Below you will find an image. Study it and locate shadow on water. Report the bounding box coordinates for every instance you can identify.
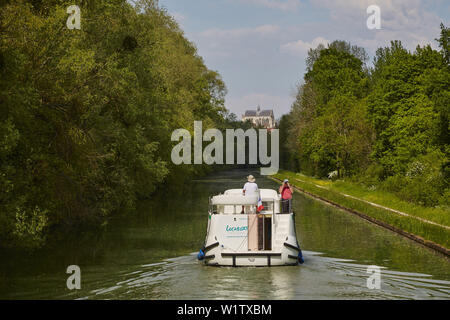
[0,169,449,299]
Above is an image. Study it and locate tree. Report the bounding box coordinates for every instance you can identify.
[0,0,229,248]
[285,43,372,177]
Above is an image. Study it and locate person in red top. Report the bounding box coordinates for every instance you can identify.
[279,179,294,213]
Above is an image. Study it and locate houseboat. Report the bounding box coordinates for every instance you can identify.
[197,189,304,267]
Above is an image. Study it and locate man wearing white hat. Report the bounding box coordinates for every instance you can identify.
[243,175,260,250]
[243,175,258,195]
[241,175,259,214]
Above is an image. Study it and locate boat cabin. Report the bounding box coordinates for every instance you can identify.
[208,189,290,252]
[200,188,302,266]
[209,189,282,215]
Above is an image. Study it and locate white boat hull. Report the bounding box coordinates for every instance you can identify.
[203,246,300,267]
[201,211,302,267]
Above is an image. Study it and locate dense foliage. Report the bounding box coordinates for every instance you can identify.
[0,0,234,248]
[281,25,449,208]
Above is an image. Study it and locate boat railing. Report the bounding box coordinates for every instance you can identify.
[209,197,280,216]
[280,198,293,214]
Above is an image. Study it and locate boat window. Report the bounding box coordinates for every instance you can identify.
[242,205,256,214]
[213,205,228,214]
[224,205,235,214]
[261,201,274,212]
[211,204,258,214]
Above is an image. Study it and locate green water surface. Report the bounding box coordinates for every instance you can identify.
[0,169,449,299]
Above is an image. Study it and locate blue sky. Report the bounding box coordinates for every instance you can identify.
[158,0,449,118]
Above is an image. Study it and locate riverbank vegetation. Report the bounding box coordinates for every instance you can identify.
[272,170,449,250]
[279,25,449,210]
[0,0,246,249]
[278,25,449,250]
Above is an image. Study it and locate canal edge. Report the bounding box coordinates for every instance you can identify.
[268,176,450,258]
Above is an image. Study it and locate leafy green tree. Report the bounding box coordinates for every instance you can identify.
[0,0,228,248]
[285,43,372,177]
[280,28,448,206]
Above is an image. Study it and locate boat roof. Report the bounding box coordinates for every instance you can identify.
[224,189,278,199]
[211,194,258,205]
[211,189,279,205]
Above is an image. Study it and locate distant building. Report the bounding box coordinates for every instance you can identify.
[242,106,275,129]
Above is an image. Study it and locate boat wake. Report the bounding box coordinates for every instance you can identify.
[75,251,450,300]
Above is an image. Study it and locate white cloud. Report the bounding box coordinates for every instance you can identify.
[280,36,330,57]
[309,0,443,51]
[180,0,446,118]
[200,25,281,39]
[232,0,302,11]
[196,25,282,60]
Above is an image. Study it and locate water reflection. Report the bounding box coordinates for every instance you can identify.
[0,169,449,299]
[75,251,450,300]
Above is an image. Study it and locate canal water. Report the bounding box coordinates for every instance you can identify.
[0,169,449,299]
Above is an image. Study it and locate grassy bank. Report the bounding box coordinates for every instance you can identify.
[272,170,450,253]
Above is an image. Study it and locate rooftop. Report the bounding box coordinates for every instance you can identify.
[243,106,274,118]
